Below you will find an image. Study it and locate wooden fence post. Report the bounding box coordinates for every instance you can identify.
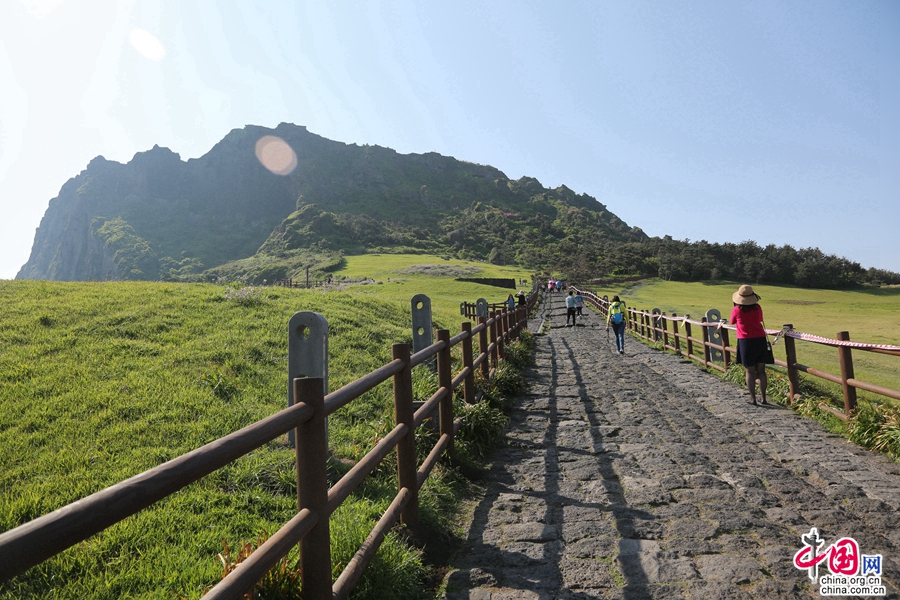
[294,377,331,600]
[661,314,669,349]
[461,322,475,404]
[478,317,490,378]
[701,317,711,367]
[837,331,858,417]
[497,310,506,359]
[436,330,455,459]
[671,313,681,355]
[391,343,419,526]
[684,317,693,359]
[490,312,499,368]
[783,324,800,404]
[720,327,731,370]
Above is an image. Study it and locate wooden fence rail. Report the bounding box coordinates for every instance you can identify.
[0,290,540,599]
[572,286,900,422]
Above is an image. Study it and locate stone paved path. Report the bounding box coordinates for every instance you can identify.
[442,293,900,599]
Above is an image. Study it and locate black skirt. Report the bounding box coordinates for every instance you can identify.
[736,336,768,367]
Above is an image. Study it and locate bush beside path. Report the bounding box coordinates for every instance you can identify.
[442,292,900,599]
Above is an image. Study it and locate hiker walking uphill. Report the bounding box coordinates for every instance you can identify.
[565,291,577,327]
[573,290,584,319]
[606,295,626,354]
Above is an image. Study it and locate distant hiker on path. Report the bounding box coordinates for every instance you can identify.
[606,295,627,354]
[573,290,584,318]
[730,284,769,405]
[565,291,577,327]
[516,290,526,306]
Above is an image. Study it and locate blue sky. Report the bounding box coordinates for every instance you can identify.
[1,0,898,279]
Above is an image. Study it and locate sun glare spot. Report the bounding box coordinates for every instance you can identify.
[255,136,298,176]
[129,28,166,61]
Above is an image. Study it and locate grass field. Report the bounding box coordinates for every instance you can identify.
[0,259,532,600]
[333,253,532,324]
[584,279,900,401]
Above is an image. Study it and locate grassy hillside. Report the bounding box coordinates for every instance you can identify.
[332,253,532,318]
[583,279,900,399]
[0,264,529,599]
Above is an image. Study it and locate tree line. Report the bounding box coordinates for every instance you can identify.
[589,238,900,288]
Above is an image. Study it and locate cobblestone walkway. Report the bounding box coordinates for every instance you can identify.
[442,294,900,599]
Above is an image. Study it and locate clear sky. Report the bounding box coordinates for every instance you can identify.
[2,0,898,280]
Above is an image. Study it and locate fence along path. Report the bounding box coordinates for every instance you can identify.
[443,291,900,599]
[572,286,900,421]
[0,293,538,599]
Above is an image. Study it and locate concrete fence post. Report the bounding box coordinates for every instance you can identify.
[288,312,329,447]
[705,309,724,363]
[411,294,434,370]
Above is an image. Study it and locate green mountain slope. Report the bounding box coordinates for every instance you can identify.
[17,123,646,283]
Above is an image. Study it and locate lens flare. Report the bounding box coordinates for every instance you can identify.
[128,28,166,61]
[254,135,298,176]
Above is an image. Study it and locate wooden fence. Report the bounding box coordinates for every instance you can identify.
[0,293,538,599]
[273,277,331,289]
[573,287,900,421]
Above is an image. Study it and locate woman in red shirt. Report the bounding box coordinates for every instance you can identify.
[730,284,768,405]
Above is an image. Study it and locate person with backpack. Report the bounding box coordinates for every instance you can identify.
[606,295,627,354]
[729,284,769,406]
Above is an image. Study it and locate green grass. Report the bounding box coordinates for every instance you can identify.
[0,268,532,600]
[333,253,532,322]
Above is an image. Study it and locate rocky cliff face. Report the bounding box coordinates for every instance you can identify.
[17,125,314,281]
[17,123,646,282]
[17,158,121,281]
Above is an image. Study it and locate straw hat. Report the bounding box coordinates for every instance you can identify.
[732,284,760,305]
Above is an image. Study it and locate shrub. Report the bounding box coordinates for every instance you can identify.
[848,402,900,460]
[455,399,507,457]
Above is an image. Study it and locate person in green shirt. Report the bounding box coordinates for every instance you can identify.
[606,296,627,354]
